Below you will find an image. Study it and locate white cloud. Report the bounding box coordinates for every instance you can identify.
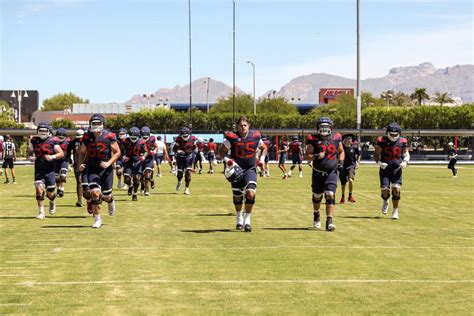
[243,21,473,95]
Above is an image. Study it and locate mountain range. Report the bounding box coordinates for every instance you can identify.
[126,62,474,104]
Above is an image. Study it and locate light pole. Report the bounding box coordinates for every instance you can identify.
[10,90,28,123]
[204,77,210,113]
[381,92,393,109]
[143,93,154,107]
[246,61,256,115]
[188,0,193,129]
[356,0,361,133]
[232,0,236,129]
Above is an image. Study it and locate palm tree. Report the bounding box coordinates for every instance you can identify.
[410,88,430,106]
[380,90,394,108]
[432,92,454,106]
[391,92,410,107]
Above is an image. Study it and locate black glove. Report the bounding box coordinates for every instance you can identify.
[336,161,343,172]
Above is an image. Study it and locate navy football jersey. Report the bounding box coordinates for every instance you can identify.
[376,136,408,169]
[343,144,361,168]
[66,138,82,166]
[306,133,342,172]
[82,131,117,169]
[144,136,157,158]
[173,136,197,156]
[447,148,457,159]
[224,130,263,170]
[30,136,58,171]
[123,138,147,162]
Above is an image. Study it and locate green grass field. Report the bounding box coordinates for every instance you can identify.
[0,164,473,314]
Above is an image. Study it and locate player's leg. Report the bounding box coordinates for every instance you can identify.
[324,171,338,231]
[311,171,324,229]
[3,160,9,183]
[183,155,193,194]
[348,168,356,202]
[101,168,116,216]
[298,161,303,178]
[82,173,93,214]
[116,161,123,189]
[45,172,57,215]
[132,164,141,201]
[123,164,133,196]
[242,169,258,232]
[57,161,68,197]
[34,178,47,219]
[89,183,103,228]
[379,169,390,215]
[232,186,244,230]
[144,167,152,195]
[339,170,347,204]
[176,157,185,192]
[74,169,83,207]
[10,162,16,184]
[390,169,403,220]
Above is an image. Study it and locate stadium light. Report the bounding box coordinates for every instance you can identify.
[10,89,28,124]
[247,61,256,115]
[356,0,361,133]
[204,77,211,113]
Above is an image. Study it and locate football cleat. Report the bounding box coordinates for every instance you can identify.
[132,194,138,201]
[282,174,288,180]
[326,223,336,232]
[151,180,155,189]
[381,201,389,214]
[299,173,303,178]
[349,196,356,203]
[108,200,116,216]
[184,188,190,195]
[313,221,321,229]
[236,224,243,230]
[392,209,399,220]
[123,184,128,190]
[144,191,150,196]
[92,219,102,228]
[57,189,64,198]
[244,224,252,232]
[313,212,321,229]
[117,180,122,189]
[4,179,10,184]
[75,201,82,207]
[288,170,292,177]
[340,197,346,204]
[36,212,45,220]
[127,186,133,196]
[49,200,56,215]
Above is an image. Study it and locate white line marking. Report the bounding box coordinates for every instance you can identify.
[4,279,473,286]
[0,303,30,307]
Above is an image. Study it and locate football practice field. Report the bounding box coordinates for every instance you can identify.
[0,164,473,314]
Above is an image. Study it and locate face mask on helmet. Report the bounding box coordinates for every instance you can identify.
[130,135,139,143]
[387,131,400,142]
[90,120,104,132]
[76,130,84,139]
[318,123,332,137]
[181,134,190,141]
[37,128,51,140]
[142,135,150,141]
[58,135,66,141]
[119,133,126,140]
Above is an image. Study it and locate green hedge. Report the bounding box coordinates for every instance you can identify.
[105,105,474,132]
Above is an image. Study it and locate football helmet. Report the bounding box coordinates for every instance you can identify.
[129,127,140,143]
[448,142,454,147]
[292,135,299,141]
[118,128,127,140]
[316,117,333,137]
[386,122,401,142]
[37,122,53,140]
[224,164,245,184]
[180,126,191,141]
[89,114,105,132]
[209,138,214,142]
[140,126,151,141]
[56,128,67,141]
[75,129,84,139]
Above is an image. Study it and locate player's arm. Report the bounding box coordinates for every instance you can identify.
[13,143,17,161]
[304,144,314,161]
[401,146,410,168]
[77,143,88,171]
[337,142,345,163]
[256,140,267,166]
[66,140,74,164]
[46,144,64,161]
[218,142,229,160]
[374,144,388,169]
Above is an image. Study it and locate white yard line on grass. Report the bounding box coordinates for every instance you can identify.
[2,279,473,286]
[0,303,30,307]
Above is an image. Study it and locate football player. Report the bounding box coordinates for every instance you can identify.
[206,138,217,174]
[77,114,121,228]
[66,128,84,207]
[122,127,147,201]
[278,136,289,179]
[374,122,410,220]
[193,138,206,174]
[54,128,70,197]
[261,136,271,177]
[173,127,197,195]
[219,116,267,232]
[305,117,344,231]
[155,136,168,177]
[115,128,127,189]
[140,126,157,195]
[288,135,304,178]
[29,123,64,219]
[447,142,458,177]
[2,135,17,184]
[339,134,361,204]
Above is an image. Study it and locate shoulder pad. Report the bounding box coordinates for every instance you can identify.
[150,136,156,142]
[225,132,238,140]
[306,135,313,141]
[399,137,408,144]
[376,136,385,144]
[333,133,342,141]
[191,136,198,142]
[252,130,261,138]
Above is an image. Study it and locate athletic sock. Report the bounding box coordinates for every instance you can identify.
[313,210,320,222]
[244,213,251,226]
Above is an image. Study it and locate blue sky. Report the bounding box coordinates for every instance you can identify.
[1,0,472,104]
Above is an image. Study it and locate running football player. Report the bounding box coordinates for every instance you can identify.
[339,134,361,204]
[122,127,147,201]
[66,128,84,207]
[54,128,70,197]
[288,135,304,178]
[447,142,458,177]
